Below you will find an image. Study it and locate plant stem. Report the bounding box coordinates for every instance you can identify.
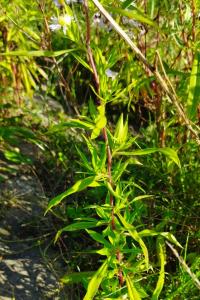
[83,0,122,283]
[91,0,200,145]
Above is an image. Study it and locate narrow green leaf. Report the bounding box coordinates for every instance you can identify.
[126,275,142,300]
[138,229,159,237]
[114,114,124,142]
[158,148,181,168]
[107,6,157,27]
[83,259,109,300]
[55,220,106,242]
[152,237,166,300]
[117,213,149,269]
[86,230,111,248]
[50,119,94,131]
[72,53,93,72]
[46,176,96,213]
[76,146,93,171]
[97,142,107,171]
[115,147,181,168]
[129,194,153,204]
[0,48,78,57]
[161,232,182,248]
[82,136,99,171]
[122,0,135,9]
[187,51,200,120]
[21,63,31,94]
[89,98,98,120]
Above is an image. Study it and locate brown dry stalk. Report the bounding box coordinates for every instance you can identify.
[91,0,200,145]
[166,241,200,290]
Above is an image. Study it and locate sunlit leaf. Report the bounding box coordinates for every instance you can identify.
[72,53,93,72]
[161,232,182,248]
[46,176,96,212]
[117,213,149,269]
[187,51,200,121]
[152,237,166,300]
[126,275,142,300]
[83,259,109,300]
[50,119,94,131]
[55,220,106,241]
[0,48,78,57]
[115,147,181,168]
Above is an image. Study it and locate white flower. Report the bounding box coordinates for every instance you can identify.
[49,17,62,31]
[49,14,73,34]
[105,69,118,80]
[93,12,112,31]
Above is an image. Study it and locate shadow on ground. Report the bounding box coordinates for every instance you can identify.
[0,174,69,300]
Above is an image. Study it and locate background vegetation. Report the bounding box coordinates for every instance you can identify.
[0,0,200,299]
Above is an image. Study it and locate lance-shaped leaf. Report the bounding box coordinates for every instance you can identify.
[114,114,128,144]
[187,51,200,121]
[114,147,181,168]
[0,48,78,57]
[91,104,107,140]
[55,220,106,242]
[138,230,182,248]
[46,176,97,213]
[117,213,149,269]
[83,259,109,300]
[126,275,142,300]
[50,119,94,132]
[86,229,111,248]
[152,237,166,300]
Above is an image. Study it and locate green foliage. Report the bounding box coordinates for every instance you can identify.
[1,0,200,299]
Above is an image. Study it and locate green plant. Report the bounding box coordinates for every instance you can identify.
[44,2,186,298]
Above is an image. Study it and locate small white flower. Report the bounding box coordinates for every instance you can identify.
[49,17,62,31]
[93,12,112,31]
[49,14,73,34]
[105,69,118,80]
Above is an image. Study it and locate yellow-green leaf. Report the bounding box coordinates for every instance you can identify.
[187,51,200,121]
[126,275,142,300]
[45,176,96,213]
[117,213,149,269]
[83,259,108,300]
[152,237,166,300]
[114,147,181,168]
[0,49,78,57]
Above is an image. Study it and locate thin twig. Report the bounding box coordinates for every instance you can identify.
[166,241,200,290]
[91,0,200,145]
